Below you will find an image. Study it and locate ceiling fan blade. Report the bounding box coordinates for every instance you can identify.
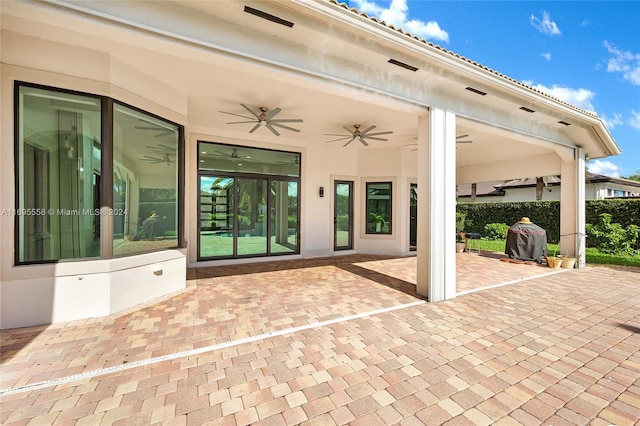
[266,123,280,136]
[270,122,300,133]
[364,131,393,137]
[248,123,261,133]
[342,126,357,136]
[326,136,353,143]
[264,107,281,121]
[226,120,259,124]
[219,111,255,120]
[362,136,389,141]
[456,134,469,139]
[342,137,356,147]
[456,140,473,144]
[241,104,261,120]
[269,118,304,123]
[359,125,376,135]
[359,137,369,147]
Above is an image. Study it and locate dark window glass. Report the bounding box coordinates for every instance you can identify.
[366,182,392,234]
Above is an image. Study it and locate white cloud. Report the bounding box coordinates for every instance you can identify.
[604,41,640,86]
[600,112,623,130]
[351,0,449,43]
[587,159,621,178]
[529,82,595,112]
[530,11,561,35]
[540,52,552,61]
[630,110,640,130]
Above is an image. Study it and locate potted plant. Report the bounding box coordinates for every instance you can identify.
[455,212,467,253]
[370,212,386,232]
[456,232,466,253]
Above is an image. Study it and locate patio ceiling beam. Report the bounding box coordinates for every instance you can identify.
[457,153,561,184]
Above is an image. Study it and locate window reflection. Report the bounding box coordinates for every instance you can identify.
[112,104,179,256]
[17,86,102,262]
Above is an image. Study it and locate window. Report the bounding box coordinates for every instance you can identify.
[112,104,180,256]
[15,82,183,263]
[366,182,392,234]
[198,142,300,259]
[17,86,102,262]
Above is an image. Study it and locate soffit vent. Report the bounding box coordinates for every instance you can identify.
[558,120,571,126]
[243,6,294,28]
[388,59,419,72]
[465,86,487,96]
[519,106,535,113]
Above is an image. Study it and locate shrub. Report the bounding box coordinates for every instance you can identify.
[484,223,510,241]
[456,212,466,232]
[585,213,639,255]
[336,214,349,231]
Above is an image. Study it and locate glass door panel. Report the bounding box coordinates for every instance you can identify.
[334,181,353,250]
[236,178,267,256]
[271,180,298,254]
[199,176,234,258]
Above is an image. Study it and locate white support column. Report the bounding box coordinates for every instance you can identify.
[416,107,457,301]
[560,148,586,268]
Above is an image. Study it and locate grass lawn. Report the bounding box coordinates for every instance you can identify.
[478,239,640,268]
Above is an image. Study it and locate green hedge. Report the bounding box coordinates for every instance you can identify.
[457,199,640,247]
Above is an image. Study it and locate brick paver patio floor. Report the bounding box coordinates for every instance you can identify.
[1,253,639,425]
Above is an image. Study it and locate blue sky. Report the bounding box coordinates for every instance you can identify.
[351,0,640,178]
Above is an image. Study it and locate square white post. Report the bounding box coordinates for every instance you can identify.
[560,147,586,268]
[416,107,457,301]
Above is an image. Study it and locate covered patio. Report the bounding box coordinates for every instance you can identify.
[1,0,620,328]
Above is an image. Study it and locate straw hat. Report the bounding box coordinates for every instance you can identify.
[520,217,531,223]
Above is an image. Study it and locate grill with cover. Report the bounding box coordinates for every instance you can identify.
[505,218,548,262]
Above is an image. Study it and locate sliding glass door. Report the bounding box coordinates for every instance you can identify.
[236,177,268,256]
[198,142,300,260]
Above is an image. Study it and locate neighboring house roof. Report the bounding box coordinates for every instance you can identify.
[458,173,640,199]
[585,172,640,188]
[457,182,505,198]
[330,0,598,118]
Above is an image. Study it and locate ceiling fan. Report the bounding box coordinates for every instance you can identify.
[455,134,473,144]
[146,144,175,154]
[214,147,241,159]
[325,124,393,147]
[141,153,173,166]
[220,104,303,136]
